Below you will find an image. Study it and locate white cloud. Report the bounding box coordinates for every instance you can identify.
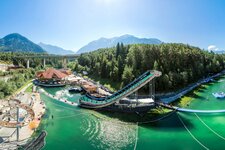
[208,45,219,51]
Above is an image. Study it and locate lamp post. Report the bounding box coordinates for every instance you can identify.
[26,59,30,68]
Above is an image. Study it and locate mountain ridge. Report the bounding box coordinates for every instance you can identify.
[38,42,75,55]
[76,34,162,54]
[210,50,225,54]
[0,33,45,53]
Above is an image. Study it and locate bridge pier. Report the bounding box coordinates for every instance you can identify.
[62,58,67,68]
[26,59,30,68]
[43,58,46,68]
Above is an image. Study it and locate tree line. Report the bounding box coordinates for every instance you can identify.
[0,52,66,69]
[74,43,225,92]
[1,44,224,94]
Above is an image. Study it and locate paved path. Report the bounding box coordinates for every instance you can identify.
[176,107,225,113]
[157,102,225,113]
[160,70,225,104]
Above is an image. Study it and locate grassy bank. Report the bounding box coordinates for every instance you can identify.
[172,84,209,107]
[25,84,33,93]
[15,79,33,93]
[90,107,173,123]
[0,60,12,64]
[86,74,121,91]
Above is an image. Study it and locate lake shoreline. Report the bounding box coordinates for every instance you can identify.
[159,70,225,104]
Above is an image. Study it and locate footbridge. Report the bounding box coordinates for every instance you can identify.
[79,70,162,108]
[156,102,225,113]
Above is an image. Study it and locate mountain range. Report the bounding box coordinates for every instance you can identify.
[0,33,75,55]
[76,34,162,54]
[0,33,162,54]
[0,33,45,53]
[2,33,223,55]
[212,50,225,54]
[38,42,74,55]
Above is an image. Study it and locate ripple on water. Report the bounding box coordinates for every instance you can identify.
[218,79,224,82]
[89,119,100,140]
[81,115,136,150]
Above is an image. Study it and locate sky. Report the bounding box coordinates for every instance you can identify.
[0,0,225,52]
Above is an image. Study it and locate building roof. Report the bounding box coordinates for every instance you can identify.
[37,68,68,79]
[82,84,97,91]
[58,69,72,75]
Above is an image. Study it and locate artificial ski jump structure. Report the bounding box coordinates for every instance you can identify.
[79,70,162,109]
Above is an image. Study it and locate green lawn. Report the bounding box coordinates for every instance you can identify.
[0,61,12,64]
[25,84,33,93]
[15,80,33,94]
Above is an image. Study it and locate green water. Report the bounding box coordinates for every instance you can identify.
[38,76,225,150]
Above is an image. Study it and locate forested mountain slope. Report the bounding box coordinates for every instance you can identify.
[75,43,225,92]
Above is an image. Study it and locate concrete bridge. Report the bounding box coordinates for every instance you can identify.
[15,54,79,68]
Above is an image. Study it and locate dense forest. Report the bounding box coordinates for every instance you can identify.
[74,43,225,92]
[0,69,35,99]
[1,43,225,95]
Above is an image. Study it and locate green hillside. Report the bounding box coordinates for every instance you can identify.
[0,33,45,53]
[74,43,225,92]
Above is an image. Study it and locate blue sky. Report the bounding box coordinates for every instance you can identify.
[0,0,225,52]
